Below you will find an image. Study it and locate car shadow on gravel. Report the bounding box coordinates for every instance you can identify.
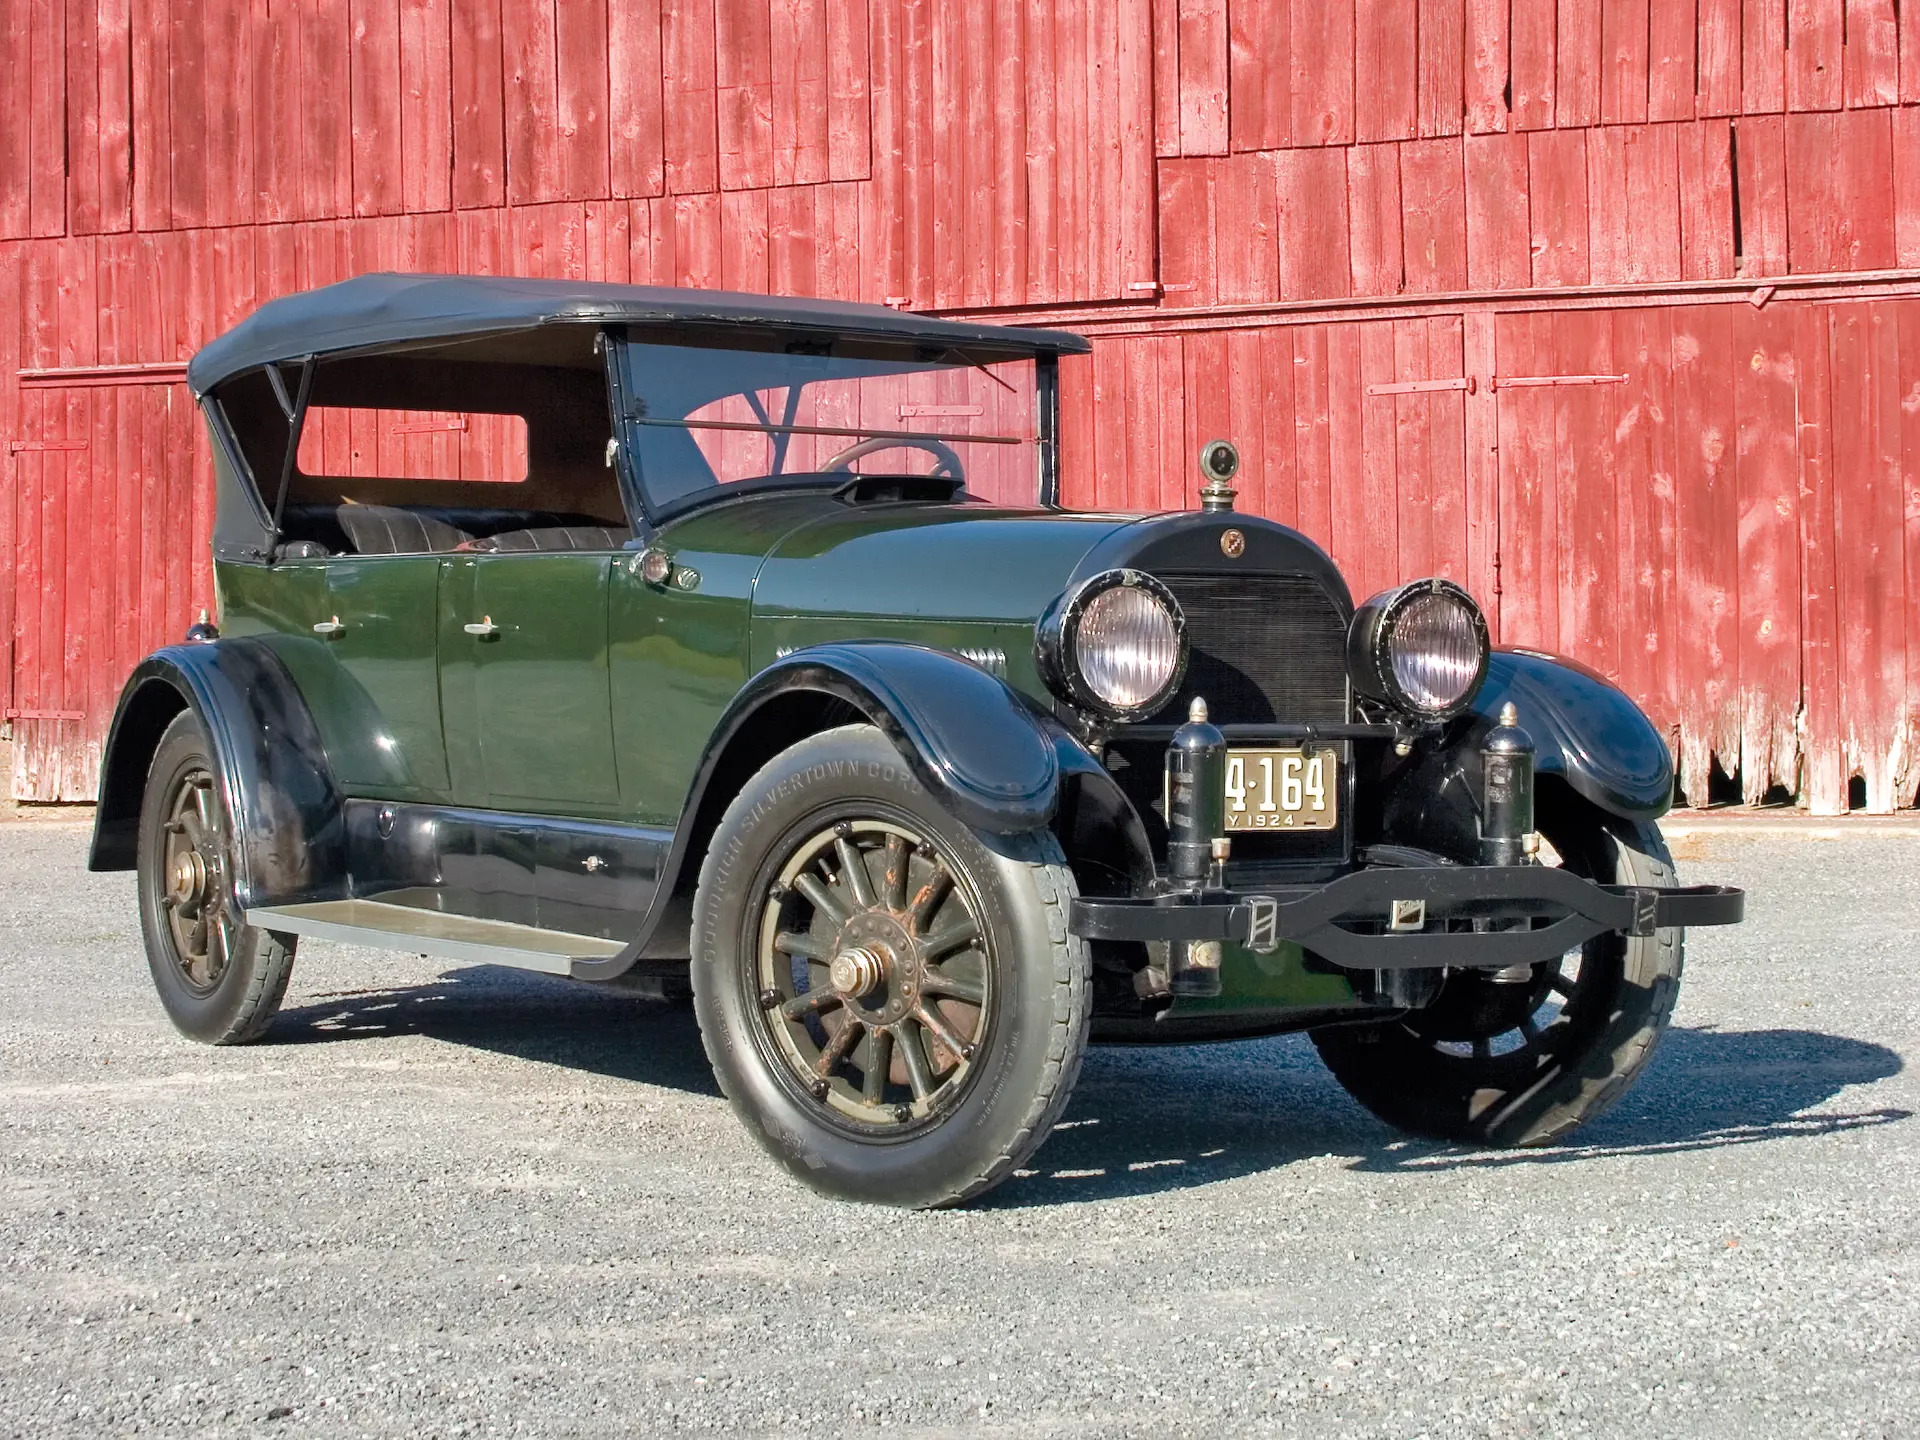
[983,1024,1910,1207]
[269,967,722,1096]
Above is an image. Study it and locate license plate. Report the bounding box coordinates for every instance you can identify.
[1224,747,1338,831]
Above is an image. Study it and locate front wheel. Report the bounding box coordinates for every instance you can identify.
[135,711,297,1045]
[690,725,1090,1207]
[1312,800,1684,1147]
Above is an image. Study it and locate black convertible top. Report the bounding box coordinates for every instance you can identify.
[187,273,1093,394]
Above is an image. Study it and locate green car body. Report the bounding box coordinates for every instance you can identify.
[89,276,1742,1206]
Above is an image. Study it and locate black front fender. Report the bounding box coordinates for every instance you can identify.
[1380,648,1674,857]
[717,642,1063,835]
[88,640,346,911]
[1474,649,1674,820]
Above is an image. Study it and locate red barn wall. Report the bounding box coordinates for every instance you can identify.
[4,1,1919,812]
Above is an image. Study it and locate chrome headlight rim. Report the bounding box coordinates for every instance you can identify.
[1036,568,1189,720]
[1348,578,1490,721]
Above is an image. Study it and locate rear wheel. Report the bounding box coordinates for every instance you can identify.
[691,725,1090,1207]
[135,712,296,1045]
[1312,800,1683,1146]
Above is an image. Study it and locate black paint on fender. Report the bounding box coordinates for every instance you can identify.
[1474,650,1675,820]
[570,641,1082,981]
[88,639,347,910]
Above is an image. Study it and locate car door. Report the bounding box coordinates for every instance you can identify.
[440,550,622,816]
[313,554,451,796]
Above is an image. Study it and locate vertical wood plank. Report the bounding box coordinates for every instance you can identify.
[1494,311,1559,650]
[352,0,404,214]
[1461,310,1500,620]
[1554,0,1600,127]
[663,0,718,193]
[609,0,665,197]
[130,0,171,229]
[1697,0,1743,114]
[990,0,1026,305]
[1795,302,1845,811]
[1464,130,1530,287]
[1740,0,1783,112]
[1416,0,1463,138]
[1228,0,1290,151]
[1894,107,1920,266]
[1152,0,1178,156]
[1829,303,1907,809]
[772,0,829,184]
[1345,144,1403,296]
[1274,146,1350,298]
[1508,0,1555,129]
[166,0,205,227]
[1900,303,1920,803]
[1677,117,1735,279]
[1670,304,1740,800]
[1611,308,1678,740]
[1526,128,1589,286]
[1400,138,1467,291]
[1785,109,1895,272]
[1463,0,1509,133]
[401,0,453,212]
[1355,0,1417,143]
[1215,152,1278,302]
[29,0,66,235]
[1786,0,1843,111]
[1177,0,1228,154]
[824,0,869,180]
[65,0,103,235]
[1844,0,1899,105]
[1599,0,1648,124]
[1553,309,1619,677]
[554,0,610,200]
[1289,0,1352,146]
[1731,303,1802,799]
[716,0,774,189]
[1021,0,1056,301]
[1646,0,1696,120]
[1733,114,1787,276]
[0,0,30,236]
[1904,0,1920,101]
[452,0,506,207]
[1291,325,1333,547]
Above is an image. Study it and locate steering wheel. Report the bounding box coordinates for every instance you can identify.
[821,434,965,481]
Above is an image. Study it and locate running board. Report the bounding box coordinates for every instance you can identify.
[243,899,625,976]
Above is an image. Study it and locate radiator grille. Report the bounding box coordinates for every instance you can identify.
[1149,571,1350,725]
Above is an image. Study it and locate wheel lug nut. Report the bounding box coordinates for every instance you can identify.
[758,988,781,1010]
[809,1078,830,1100]
[893,1105,912,1123]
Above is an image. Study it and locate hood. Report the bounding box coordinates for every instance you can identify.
[751,501,1143,624]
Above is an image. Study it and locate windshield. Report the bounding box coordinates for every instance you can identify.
[612,339,1045,519]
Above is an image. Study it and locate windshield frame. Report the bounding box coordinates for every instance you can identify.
[604,327,1061,527]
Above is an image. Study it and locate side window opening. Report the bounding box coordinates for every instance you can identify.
[215,334,629,558]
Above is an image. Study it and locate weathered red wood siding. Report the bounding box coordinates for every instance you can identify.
[5,1,1920,812]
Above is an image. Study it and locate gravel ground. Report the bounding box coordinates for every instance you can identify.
[0,819,1914,1438]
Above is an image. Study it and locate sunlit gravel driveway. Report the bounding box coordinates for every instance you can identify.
[0,817,1914,1437]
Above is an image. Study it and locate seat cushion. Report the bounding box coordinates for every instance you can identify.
[335,504,473,555]
[461,525,632,553]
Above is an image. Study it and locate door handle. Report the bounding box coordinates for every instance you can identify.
[313,616,344,637]
[463,616,500,638]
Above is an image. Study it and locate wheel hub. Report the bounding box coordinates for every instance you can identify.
[169,848,209,911]
[829,945,889,1000]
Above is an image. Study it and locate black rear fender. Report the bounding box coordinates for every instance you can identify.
[88,641,346,910]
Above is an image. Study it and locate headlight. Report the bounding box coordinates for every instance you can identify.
[1348,579,1489,719]
[1036,570,1187,719]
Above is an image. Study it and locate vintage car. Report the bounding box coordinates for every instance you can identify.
[89,275,1743,1207]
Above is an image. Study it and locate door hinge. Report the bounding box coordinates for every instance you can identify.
[5,707,84,720]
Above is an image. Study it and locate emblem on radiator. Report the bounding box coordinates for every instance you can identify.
[1220,528,1245,558]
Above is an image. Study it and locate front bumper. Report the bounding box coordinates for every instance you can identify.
[1068,864,1745,971]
